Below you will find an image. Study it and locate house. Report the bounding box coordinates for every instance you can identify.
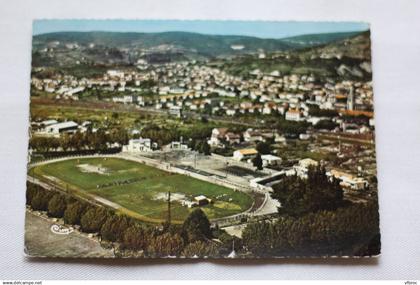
[182,200,198,208]
[41,119,58,127]
[45,121,79,135]
[168,106,182,118]
[112,95,138,104]
[170,141,189,150]
[286,109,301,121]
[294,158,319,178]
[299,133,311,140]
[123,138,153,152]
[107,70,125,78]
[233,148,258,161]
[226,109,236,116]
[327,169,368,190]
[194,195,211,206]
[261,154,282,167]
[274,134,287,144]
[225,132,241,145]
[285,109,301,121]
[208,128,228,146]
[243,129,263,142]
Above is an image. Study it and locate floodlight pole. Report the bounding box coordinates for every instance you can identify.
[167,191,171,225]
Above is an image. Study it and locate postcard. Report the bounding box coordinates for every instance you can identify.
[25,20,380,258]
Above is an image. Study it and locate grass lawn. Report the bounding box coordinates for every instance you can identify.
[32,157,253,223]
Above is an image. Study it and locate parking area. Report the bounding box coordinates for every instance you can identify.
[25,210,114,258]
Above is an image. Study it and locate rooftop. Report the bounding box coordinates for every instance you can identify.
[237,148,258,155]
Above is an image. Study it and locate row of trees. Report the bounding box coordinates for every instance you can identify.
[26,182,229,257]
[29,128,128,153]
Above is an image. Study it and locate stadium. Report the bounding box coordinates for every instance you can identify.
[29,156,254,224]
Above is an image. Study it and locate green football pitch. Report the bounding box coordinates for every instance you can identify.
[31,157,253,223]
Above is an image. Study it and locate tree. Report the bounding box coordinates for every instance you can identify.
[80,207,108,233]
[256,141,271,155]
[60,133,73,151]
[200,141,211,155]
[101,215,131,242]
[121,224,148,250]
[26,182,39,206]
[182,209,212,243]
[47,193,67,218]
[252,153,263,170]
[70,131,85,151]
[314,120,337,130]
[30,191,53,211]
[271,166,343,217]
[242,221,273,256]
[147,233,184,257]
[63,201,86,225]
[217,231,243,255]
[182,241,219,258]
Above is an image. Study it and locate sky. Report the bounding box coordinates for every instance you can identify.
[33,20,369,39]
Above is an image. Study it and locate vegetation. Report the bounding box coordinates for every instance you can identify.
[47,194,67,217]
[271,166,344,217]
[80,207,109,233]
[182,241,220,258]
[29,129,128,153]
[182,209,212,243]
[252,153,263,170]
[242,166,380,257]
[256,141,271,155]
[242,202,380,257]
[63,201,86,225]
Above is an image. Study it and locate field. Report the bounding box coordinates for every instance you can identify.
[32,157,253,223]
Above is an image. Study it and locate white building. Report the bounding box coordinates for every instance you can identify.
[285,109,302,121]
[294,158,319,178]
[45,121,79,135]
[41,119,58,127]
[243,129,263,142]
[170,141,189,150]
[194,195,211,206]
[261,154,282,167]
[233,148,258,161]
[168,106,182,118]
[208,128,228,146]
[123,138,153,152]
[112,95,138,104]
[107,70,125,78]
[327,169,368,190]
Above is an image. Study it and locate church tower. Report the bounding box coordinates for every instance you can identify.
[347,86,354,111]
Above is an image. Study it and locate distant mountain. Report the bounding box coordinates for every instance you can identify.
[220,31,372,80]
[301,31,372,60]
[280,31,364,47]
[31,30,367,67]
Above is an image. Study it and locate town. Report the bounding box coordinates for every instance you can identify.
[30,59,377,194]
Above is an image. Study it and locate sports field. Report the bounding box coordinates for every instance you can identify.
[31,157,253,223]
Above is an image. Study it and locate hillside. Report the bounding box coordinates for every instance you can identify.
[281,31,363,48]
[219,31,372,80]
[31,30,367,70]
